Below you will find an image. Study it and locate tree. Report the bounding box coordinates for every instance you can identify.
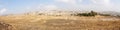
[76,11,98,17]
[88,11,97,16]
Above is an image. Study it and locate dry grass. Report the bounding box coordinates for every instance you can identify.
[0,15,120,30]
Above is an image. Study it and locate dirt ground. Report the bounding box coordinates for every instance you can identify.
[0,15,120,30]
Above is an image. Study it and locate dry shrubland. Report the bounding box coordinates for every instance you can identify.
[0,11,120,30]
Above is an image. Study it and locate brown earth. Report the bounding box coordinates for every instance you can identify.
[0,21,13,30]
[0,15,120,30]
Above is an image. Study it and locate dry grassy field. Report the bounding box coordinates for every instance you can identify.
[0,15,120,30]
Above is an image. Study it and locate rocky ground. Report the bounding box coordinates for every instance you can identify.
[0,21,13,30]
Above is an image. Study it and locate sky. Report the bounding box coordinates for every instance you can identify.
[0,0,120,15]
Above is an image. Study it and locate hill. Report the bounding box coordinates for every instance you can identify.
[0,11,120,30]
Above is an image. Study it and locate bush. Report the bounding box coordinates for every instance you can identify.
[76,13,89,16]
[117,15,120,17]
[76,11,97,17]
[99,14,111,16]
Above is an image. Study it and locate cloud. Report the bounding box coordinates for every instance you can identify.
[54,0,112,7]
[55,0,76,4]
[0,8,7,14]
[91,0,111,6]
[43,5,58,10]
[78,0,83,3]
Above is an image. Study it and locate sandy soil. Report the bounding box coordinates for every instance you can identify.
[0,15,120,30]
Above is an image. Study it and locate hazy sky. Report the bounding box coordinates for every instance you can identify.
[0,0,120,15]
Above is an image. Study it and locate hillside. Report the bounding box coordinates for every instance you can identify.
[0,13,120,30]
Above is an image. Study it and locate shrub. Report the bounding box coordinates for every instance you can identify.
[117,15,120,17]
[99,14,111,16]
[76,11,97,17]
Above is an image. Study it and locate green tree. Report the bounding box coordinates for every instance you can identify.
[76,11,97,17]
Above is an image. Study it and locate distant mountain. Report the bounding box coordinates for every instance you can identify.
[99,11,120,16]
[3,10,120,17]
